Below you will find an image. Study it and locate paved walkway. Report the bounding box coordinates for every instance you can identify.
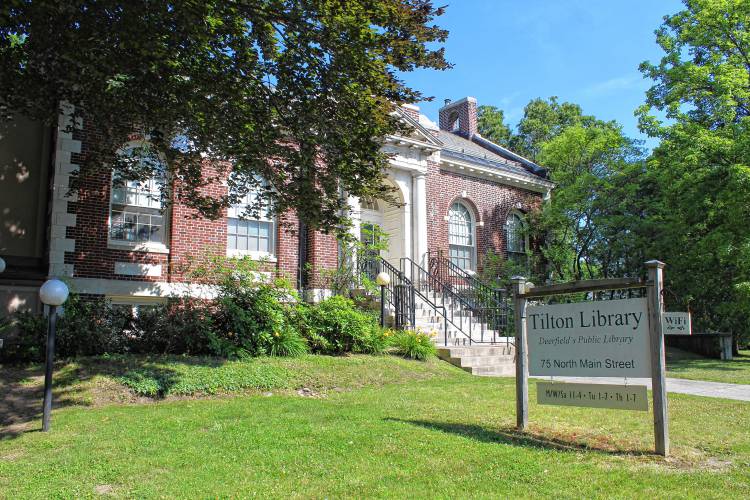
[531,376,750,402]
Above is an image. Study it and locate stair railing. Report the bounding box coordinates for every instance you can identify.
[413,252,513,346]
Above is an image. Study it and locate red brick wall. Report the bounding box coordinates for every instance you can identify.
[425,160,543,268]
[67,126,300,285]
[306,230,339,288]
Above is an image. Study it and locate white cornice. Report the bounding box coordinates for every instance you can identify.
[384,135,441,153]
[440,157,554,194]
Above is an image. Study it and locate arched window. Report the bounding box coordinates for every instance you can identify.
[109,144,168,250]
[448,202,475,271]
[506,212,526,254]
[227,176,275,258]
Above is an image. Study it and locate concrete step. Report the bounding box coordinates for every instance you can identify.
[471,365,516,377]
[447,355,515,368]
[435,345,515,378]
[437,345,514,357]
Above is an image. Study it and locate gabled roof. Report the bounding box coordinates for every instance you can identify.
[394,108,443,148]
[436,130,548,181]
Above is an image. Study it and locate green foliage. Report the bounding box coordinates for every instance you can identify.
[387,329,437,360]
[479,250,535,287]
[477,105,512,146]
[267,328,309,358]
[635,0,750,343]
[210,283,298,359]
[0,311,46,363]
[536,120,647,282]
[299,296,383,355]
[324,224,390,297]
[56,294,133,357]
[130,298,214,355]
[0,1,449,232]
[510,97,586,161]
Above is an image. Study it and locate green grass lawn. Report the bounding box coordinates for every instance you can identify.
[666,348,750,385]
[1,354,749,498]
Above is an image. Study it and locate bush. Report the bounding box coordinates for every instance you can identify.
[130,298,214,355]
[0,311,47,363]
[299,296,384,355]
[56,294,132,356]
[209,283,301,359]
[388,329,437,360]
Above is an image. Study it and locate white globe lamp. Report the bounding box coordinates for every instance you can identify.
[375,272,391,287]
[39,279,70,306]
[375,272,391,328]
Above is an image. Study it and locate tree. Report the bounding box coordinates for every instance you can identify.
[534,120,647,282]
[0,0,449,230]
[510,97,585,161]
[637,0,750,343]
[477,105,511,146]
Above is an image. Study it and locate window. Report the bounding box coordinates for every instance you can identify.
[227,177,275,258]
[109,145,167,250]
[448,202,475,271]
[506,212,526,254]
[360,197,380,212]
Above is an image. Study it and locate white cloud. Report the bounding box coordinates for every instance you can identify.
[583,74,649,96]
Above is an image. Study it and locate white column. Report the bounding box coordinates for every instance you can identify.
[347,194,361,270]
[412,172,428,267]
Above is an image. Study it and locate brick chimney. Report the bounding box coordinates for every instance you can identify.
[400,103,420,121]
[438,97,478,137]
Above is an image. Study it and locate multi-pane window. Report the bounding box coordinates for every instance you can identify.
[109,147,166,247]
[506,212,526,254]
[227,179,275,257]
[448,202,475,271]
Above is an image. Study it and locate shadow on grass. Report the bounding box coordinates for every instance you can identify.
[0,355,223,441]
[387,418,652,456]
[0,362,94,440]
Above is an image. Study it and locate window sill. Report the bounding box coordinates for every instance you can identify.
[225,249,277,263]
[107,241,171,254]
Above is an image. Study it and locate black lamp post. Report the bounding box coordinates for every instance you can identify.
[375,271,390,328]
[39,279,69,432]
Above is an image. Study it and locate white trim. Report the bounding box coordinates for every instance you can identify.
[448,201,477,272]
[108,241,171,254]
[114,262,162,277]
[225,248,277,262]
[108,295,167,305]
[48,104,81,278]
[441,157,554,193]
[107,146,171,252]
[506,210,529,255]
[68,277,219,299]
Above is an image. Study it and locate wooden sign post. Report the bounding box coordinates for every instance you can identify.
[511,276,528,430]
[646,260,669,456]
[513,260,670,456]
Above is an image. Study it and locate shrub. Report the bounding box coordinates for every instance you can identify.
[0,311,47,363]
[267,327,309,357]
[55,294,132,356]
[210,283,299,359]
[388,328,437,360]
[130,298,214,355]
[299,296,383,355]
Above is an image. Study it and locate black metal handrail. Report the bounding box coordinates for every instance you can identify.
[402,257,511,346]
[378,258,416,329]
[428,250,508,311]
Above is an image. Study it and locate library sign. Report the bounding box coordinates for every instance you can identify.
[512,262,671,456]
[527,298,652,378]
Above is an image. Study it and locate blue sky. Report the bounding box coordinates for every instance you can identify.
[401,0,685,149]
